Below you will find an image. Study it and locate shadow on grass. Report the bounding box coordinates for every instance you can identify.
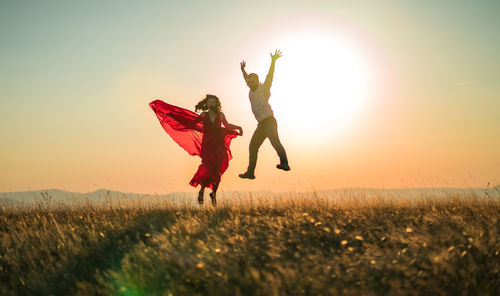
[35,210,176,296]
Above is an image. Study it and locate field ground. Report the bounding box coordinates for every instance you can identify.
[1,190,500,295]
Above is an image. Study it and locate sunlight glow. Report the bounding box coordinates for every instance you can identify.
[271,32,372,140]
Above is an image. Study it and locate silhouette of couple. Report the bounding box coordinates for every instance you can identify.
[150,50,289,205]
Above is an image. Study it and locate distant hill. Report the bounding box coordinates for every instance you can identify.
[0,197,23,207]
[0,189,135,202]
[0,189,187,207]
[0,186,498,208]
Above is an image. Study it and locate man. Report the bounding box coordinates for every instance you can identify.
[239,49,290,180]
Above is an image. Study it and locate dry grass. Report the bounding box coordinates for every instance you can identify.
[1,191,499,295]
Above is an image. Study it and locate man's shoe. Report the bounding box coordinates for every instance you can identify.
[198,192,204,204]
[239,171,256,179]
[276,164,290,171]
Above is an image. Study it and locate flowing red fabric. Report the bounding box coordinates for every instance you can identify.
[149,99,239,190]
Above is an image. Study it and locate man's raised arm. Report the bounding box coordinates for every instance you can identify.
[240,60,249,82]
[263,49,283,90]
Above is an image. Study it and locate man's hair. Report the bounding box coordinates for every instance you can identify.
[248,73,259,81]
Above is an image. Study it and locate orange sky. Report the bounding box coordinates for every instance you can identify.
[1,1,499,193]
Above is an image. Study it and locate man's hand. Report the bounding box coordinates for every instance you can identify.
[264,49,282,90]
[238,126,243,136]
[240,60,249,83]
[270,49,283,61]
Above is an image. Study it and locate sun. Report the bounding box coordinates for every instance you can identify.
[270,32,372,142]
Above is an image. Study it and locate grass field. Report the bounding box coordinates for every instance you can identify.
[1,190,499,295]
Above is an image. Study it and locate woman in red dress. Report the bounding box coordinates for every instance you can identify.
[149,95,243,205]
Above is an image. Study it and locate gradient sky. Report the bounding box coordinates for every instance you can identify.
[1,0,499,193]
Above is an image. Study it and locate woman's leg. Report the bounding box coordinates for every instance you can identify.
[212,177,220,196]
[198,186,205,204]
[210,172,222,206]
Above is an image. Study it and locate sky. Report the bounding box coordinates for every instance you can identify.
[1,0,499,193]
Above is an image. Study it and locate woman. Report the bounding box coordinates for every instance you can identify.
[149,95,243,205]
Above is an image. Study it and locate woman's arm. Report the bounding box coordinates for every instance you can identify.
[221,112,243,135]
[193,111,206,123]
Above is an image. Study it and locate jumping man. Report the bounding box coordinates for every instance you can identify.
[239,49,290,180]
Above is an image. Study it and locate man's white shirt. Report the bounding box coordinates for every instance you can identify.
[249,83,274,122]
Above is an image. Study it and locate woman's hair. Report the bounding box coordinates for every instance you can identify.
[195,94,221,113]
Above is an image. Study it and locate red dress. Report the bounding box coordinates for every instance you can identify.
[149,100,239,190]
